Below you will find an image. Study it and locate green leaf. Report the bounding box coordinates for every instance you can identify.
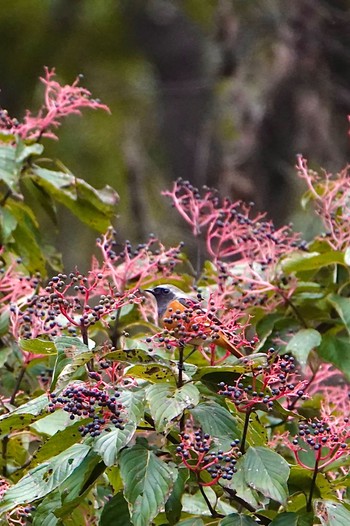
[190,402,240,451]
[126,362,176,383]
[6,199,46,273]
[29,165,118,231]
[0,394,48,438]
[119,443,177,526]
[270,512,298,526]
[146,383,200,432]
[227,455,262,509]
[0,143,17,189]
[0,207,17,243]
[286,329,321,369]
[181,486,217,516]
[19,338,57,355]
[344,247,350,266]
[282,251,344,273]
[100,492,132,526]
[220,514,257,525]
[318,333,350,381]
[51,336,92,390]
[195,354,268,381]
[273,511,314,526]
[93,388,145,466]
[0,443,91,513]
[327,293,350,335]
[178,519,204,526]
[165,467,189,525]
[105,348,163,364]
[29,417,86,467]
[315,500,350,525]
[243,447,290,504]
[32,491,61,526]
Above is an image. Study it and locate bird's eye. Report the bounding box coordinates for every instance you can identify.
[163,288,170,294]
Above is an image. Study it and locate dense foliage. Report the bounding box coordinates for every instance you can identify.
[0,70,349,526]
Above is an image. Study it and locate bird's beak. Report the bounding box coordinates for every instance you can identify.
[142,289,154,295]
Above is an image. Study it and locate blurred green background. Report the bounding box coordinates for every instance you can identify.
[1,0,349,271]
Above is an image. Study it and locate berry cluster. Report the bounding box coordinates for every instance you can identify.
[219,352,307,412]
[11,270,139,340]
[290,418,349,470]
[49,384,124,437]
[96,229,184,291]
[176,426,240,485]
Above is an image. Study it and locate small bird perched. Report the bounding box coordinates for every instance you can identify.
[145,284,244,358]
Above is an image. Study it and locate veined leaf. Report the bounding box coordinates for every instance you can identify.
[0,139,39,191]
[327,293,350,335]
[0,443,91,513]
[29,165,118,231]
[119,443,177,526]
[318,333,350,381]
[282,251,344,273]
[0,394,48,438]
[190,402,240,451]
[165,467,189,525]
[242,447,290,505]
[286,328,321,369]
[51,336,92,390]
[19,338,57,355]
[0,207,17,243]
[29,417,87,467]
[315,500,350,525]
[146,383,200,432]
[220,514,257,525]
[227,455,263,509]
[100,492,132,526]
[6,199,45,273]
[126,362,176,383]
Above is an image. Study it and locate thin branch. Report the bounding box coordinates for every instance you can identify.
[9,365,27,405]
[240,409,251,454]
[198,477,223,518]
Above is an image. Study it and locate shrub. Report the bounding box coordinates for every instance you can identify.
[0,70,349,526]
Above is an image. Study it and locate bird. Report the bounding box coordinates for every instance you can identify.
[144,284,244,358]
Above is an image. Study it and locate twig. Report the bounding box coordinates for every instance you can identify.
[222,486,271,524]
[177,342,186,432]
[279,290,308,328]
[240,409,251,454]
[198,476,223,518]
[307,454,320,512]
[9,365,26,405]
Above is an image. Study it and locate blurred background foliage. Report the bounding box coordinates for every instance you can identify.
[1,0,349,271]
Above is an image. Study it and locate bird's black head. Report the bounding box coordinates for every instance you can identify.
[144,285,179,317]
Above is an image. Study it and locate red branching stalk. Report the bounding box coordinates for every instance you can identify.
[10,269,141,342]
[176,422,240,486]
[0,67,110,142]
[96,229,183,293]
[145,290,254,364]
[277,395,350,472]
[164,179,301,312]
[162,180,219,236]
[219,352,308,413]
[297,155,350,251]
[0,258,39,314]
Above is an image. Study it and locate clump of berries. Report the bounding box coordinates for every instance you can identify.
[290,418,350,470]
[176,425,240,485]
[48,383,124,437]
[12,270,139,339]
[219,351,307,412]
